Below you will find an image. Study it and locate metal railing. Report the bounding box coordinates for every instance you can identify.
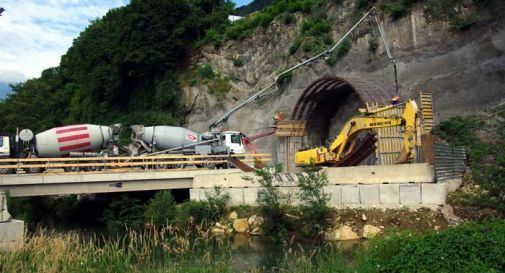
[434,144,466,181]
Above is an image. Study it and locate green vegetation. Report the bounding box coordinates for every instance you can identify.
[381,0,422,19]
[297,166,332,238]
[335,39,352,57]
[0,228,234,273]
[196,64,216,79]
[232,58,244,67]
[103,195,145,233]
[217,0,325,41]
[183,64,232,99]
[325,54,337,66]
[2,220,503,272]
[177,187,230,229]
[144,191,177,227]
[276,70,293,85]
[243,165,332,241]
[356,221,505,272]
[233,0,273,16]
[368,35,378,53]
[433,104,505,213]
[283,13,296,24]
[244,165,290,242]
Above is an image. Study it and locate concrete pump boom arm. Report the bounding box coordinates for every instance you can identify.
[209,7,395,130]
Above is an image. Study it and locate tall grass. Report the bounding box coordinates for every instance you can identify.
[0,226,234,273]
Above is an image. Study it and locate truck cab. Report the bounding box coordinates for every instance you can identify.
[222,131,245,154]
[0,135,11,158]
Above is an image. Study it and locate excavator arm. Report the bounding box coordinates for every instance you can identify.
[295,99,418,166]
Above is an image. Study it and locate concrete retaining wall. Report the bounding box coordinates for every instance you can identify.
[1,192,11,222]
[190,182,452,208]
[0,220,24,250]
[190,164,460,208]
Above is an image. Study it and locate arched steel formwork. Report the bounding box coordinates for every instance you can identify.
[285,75,394,167]
[290,75,392,121]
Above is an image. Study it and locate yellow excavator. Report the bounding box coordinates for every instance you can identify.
[295,99,419,167]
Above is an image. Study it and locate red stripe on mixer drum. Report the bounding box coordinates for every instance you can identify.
[57,133,90,143]
[59,142,91,152]
[56,126,88,134]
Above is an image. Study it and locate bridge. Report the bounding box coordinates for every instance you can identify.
[0,169,242,197]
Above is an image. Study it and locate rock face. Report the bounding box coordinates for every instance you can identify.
[233,218,250,233]
[363,225,382,239]
[325,225,360,241]
[184,2,505,170]
[228,211,238,220]
[247,215,264,235]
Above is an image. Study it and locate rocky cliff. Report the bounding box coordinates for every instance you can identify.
[183,0,505,161]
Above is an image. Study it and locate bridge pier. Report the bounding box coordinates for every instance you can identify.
[0,192,24,250]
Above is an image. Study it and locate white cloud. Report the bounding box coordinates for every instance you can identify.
[0,69,25,83]
[0,0,128,82]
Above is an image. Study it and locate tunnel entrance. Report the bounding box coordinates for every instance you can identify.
[290,75,391,148]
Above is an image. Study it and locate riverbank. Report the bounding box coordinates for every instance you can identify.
[1,220,504,273]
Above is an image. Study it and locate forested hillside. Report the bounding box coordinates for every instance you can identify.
[0,0,233,133]
[233,0,272,16]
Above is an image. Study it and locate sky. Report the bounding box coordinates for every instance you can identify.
[0,0,253,94]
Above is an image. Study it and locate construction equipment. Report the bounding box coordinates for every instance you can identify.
[295,99,419,166]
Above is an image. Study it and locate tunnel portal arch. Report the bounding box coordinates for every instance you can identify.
[289,75,392,147]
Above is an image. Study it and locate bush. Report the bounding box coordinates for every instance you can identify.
[356,221,505,272]
[197,64,215,79]
[102,195,145,233]
[144,191,177,227]
[297,166,331,239]
[289,38,302,54]
[283,13,295,24]
[207,77,232,97]
[244,165,289,242]
[450,15,478,31]
[177,187,229,229]
[335,38,352,57]
[233,58,244,67]
[277,70,293,85]
[325,54,337,66]
[368,35,378,53]
[382,2,407,19]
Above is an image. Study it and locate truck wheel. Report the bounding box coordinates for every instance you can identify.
[157,164,169,170]
[0,166,13,174]
[25,167,43,174]
[64,166,80,172]
[86,166,101,172]
[204,162,216,169]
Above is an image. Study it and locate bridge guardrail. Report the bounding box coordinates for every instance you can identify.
[0,154,271,171]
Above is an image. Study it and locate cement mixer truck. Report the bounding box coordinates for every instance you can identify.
[0,124,121,174]
[0,123,247,174]
[128,125,246,169]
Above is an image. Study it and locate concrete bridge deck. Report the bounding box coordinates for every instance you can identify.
[0,169,242,197]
